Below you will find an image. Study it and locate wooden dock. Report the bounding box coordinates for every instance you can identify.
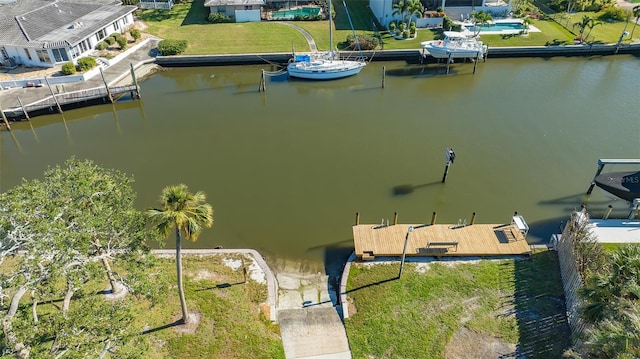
[353,223,531,260]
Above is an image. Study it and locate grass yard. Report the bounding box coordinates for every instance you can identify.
[0,255,284,358]
[344,250,571,359]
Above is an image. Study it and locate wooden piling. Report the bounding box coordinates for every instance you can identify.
[446,53,452,75]
[393,212,398,225]
[382,66,386,88]
[259,70,266,92]
[17,96,31,121]
[470,212,476,225]
[431,211,437,225]
[473,53,479,74]
[44,76,63,114]
[130,63,140,99]
[442,162,451,183]
[355,212,360,226]
[0,103,11,131]
[603,205,613,220]
[100,67,114,103]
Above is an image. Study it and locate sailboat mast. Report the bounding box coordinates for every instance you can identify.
[328,0,333,59]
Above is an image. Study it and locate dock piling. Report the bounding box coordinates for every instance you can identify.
[473,53,479,74]
[446,53,452,75]
[355,212,360,226]
[100,67,114,103]
[44,76,63,114]
[17,96,31,121]
[382,66,386,88]
[393,212,398,225]
[603,205,613,220]
[431,211,437,225]
[470,212,476,225]
[259,70,266,92]
[0,103,11,131]
[130,63,140,99]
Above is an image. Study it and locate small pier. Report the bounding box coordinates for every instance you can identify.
[353,214,531,260]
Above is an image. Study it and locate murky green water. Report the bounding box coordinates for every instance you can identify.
[2,56,639,267]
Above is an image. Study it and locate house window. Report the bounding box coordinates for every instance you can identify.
[51,48,69,62]
[35,49,51,63]
[97,28,107,40]
[23,48,32,61]
[114,20,120,31]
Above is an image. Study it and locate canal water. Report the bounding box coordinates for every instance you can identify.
[1,56,639,269]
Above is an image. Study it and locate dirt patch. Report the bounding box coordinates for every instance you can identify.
[172,311,202,334]
[445,327,516,359]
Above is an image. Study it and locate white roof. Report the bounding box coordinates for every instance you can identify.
[589,219,640,243]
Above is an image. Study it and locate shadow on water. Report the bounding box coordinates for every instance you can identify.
[393,180,441,195]
[527,217,567,245]
[507,251,572,357]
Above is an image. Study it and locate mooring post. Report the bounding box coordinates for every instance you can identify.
[0,103,11,131]
[17,96,31,121]
[398,226,414,278]
[130,63,141,99]
[484,45,488,62]
[603,205,613,220]
[442,147,456,183]
[431,211,437,225]
[629,199,639,219]
[587,161,606,195]
[259,70,266,92]
[382,66,386,88]
[393,212,398,225]
[473,53,479,74]
[355,212,360,226]
[44,76,63,114]
[100,67,114,103]
[446,53,452,75]
[470,212,476,225]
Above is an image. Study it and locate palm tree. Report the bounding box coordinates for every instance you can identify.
[471,10,492,37]
[406,0,424,28]
[522,16,534,35]
[573,15,593,43]
[584,18,602,43]
[392,0,409,27]
[630,5,640,39]
[147,184,213,324]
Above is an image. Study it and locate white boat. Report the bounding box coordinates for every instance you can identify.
[420,31,487,59]
[287,0,365,80]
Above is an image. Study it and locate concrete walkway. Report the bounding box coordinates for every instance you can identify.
[276,22,318,53]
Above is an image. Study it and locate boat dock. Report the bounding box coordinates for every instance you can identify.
[353,217,532,260]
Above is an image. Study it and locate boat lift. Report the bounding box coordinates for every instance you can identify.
[586,159,640,195]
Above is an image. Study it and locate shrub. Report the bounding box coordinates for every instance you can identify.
[77,57,97,72]
[389,21,396,31]
[130,29,141,41]
[116,36,128,50]
[343,34,380,50]
[599,6,628,22]
[104,36,115,45]
[110,33,122,43]
[207,12,232,23]
[95,41,108,50]
[61,62,76,75]
[157,39,188,55]
[402,30,410,38]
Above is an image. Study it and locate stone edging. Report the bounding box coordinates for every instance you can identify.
[151,249,278,322]
[339,251,356,319]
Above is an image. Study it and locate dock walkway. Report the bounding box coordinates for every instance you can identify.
[353,223,531,259]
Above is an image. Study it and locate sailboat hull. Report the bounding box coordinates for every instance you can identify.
[287,59,365,80]
[593,171,640,202]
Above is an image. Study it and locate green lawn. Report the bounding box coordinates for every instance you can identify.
[344,250,571,359]
[137,0,635,54]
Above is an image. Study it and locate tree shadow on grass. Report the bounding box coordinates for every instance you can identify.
[194,281,246,291]
[181,0,210,26]
[141,319,183,335]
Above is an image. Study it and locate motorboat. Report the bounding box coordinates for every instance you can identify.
[593,171,640,202]
[420,31,487,59]
[287,0,365,80]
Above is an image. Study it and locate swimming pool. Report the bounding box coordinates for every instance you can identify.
[462,20,537,35]
[271,6,321,20]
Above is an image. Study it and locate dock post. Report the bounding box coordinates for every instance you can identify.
[100,67,114,103]
[130,63,141,99]
[446,53,452,75]
[484,45,488,62]
[470,212,476,225]
[431,211,437,225]
[393,212,398,225]
[586,161,606,195]
[442,147,455,183]
[382,66,386,88]
[44,76,63,114]
[0,104,11,131]
[398,226,414,278]
[603,205,613,220]
[355,212,360,225]
[17,96,31,121]
[473,53,479,74]
[259,70,266,92]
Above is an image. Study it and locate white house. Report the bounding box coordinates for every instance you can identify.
[204,0,265,23]
[0,0,137,68]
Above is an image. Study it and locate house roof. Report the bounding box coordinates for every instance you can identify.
[0,0,136,49]
[204,0,265,7]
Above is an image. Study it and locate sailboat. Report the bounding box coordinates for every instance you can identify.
[287,0,366,80]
